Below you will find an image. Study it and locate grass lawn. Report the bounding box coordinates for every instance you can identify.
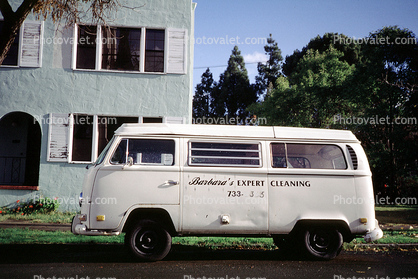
[0,228,417,250]
[0,206,417,249]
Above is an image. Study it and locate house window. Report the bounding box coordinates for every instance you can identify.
[47,114,182,163]
[71,114,139,162]
[97,116,139,156]
[102,27,141,71]
[76,25,96,70]
[74,25,186,74]
[0,20,43,67]
[0,21,19,66]
[145,29,165,72]
[72,115,94,162]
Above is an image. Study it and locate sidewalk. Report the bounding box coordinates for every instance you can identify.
[0,220,71,231]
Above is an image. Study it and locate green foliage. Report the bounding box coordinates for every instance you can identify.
[216,45,257,119]
[193,68,215,119]
[255,34,283,96]
[283,32,362,79]
[0,197,59,215]
[350,26,418,197]
[250,46,355,127]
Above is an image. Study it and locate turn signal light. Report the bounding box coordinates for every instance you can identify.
[360,218,368,224]
[96,215,105,221]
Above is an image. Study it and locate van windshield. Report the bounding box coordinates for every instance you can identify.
[94,137,115,166]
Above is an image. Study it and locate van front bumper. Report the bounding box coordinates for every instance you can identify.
[71,215,120,236]
[363,219,384,243]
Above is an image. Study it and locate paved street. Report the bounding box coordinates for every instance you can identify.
[0,244,417,279]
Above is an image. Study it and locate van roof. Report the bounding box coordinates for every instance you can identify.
[114,124,360,143]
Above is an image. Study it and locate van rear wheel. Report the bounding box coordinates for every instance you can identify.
[125,219,171,261]
[301,227,343,260]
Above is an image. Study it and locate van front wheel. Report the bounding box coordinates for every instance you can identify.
[125,219,171,261]
[301,228,343,260]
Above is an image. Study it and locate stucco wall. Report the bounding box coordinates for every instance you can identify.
[0,0,195,211]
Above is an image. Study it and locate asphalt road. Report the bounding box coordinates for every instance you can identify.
[0,244,417,279]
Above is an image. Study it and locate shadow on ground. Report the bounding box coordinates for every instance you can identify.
[0,243,300,264]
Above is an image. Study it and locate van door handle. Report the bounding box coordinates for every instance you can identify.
[164,180,178,186]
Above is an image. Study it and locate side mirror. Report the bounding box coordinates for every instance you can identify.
[123,156,134,169]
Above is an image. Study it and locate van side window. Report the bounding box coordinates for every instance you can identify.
[271,143,287,168]
[189,142,261,167]
[271,143,347,169]
[110,139,175,166]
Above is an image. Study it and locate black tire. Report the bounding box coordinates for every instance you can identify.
[125,219,172,261]
[301,227,343,260]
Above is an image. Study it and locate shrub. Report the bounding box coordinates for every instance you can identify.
[0,197,59,215]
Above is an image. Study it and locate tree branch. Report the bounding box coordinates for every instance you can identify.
[0,0,15,20]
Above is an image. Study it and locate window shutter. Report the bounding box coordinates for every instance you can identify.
[47,113,70,162]
[20,21,43,67]
[167,29,187,74]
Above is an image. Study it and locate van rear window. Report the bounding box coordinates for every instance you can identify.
[189,142,261,167]
[271,143,347,169]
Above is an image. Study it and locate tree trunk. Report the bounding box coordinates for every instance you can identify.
[0,20,21,65]
[0,0,41,65]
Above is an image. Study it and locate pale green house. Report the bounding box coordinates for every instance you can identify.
[0,0,196,211]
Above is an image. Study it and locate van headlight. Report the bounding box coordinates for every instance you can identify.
[79,192,83,207]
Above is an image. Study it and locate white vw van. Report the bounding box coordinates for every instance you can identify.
[72,123,383,261]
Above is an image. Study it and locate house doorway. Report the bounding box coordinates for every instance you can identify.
[0,112,41,187]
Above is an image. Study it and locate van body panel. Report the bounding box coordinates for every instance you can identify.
[353,176,377,234]
[72,124,382,257]
[182,167,268,234]
[268,173,355,234]
[89,165,180,230]
[88,137,181,230]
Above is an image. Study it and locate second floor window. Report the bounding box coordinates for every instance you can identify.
[102,27,141,71]
[75,25,169,73]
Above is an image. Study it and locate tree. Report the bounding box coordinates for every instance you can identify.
[193,68,215,119]
[250,46,355,127]
[282,33,361,81]
[351,26,418,199]
[0,0,120,65]
[254,34,283,97]
[216,45,257,120]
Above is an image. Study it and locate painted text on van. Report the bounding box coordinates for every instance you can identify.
[270,180,311,187]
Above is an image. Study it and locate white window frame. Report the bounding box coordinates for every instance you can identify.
[188,141,263,168]
[72,24,187,74]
